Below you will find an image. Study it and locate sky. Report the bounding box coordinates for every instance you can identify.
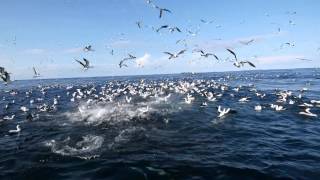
[0,0,320,80]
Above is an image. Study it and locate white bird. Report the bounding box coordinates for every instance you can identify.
[184,93,194,104]
[125,96,132,103]
[20,106,29,112]
[217,106,230,118]
[163,49,187,60]
[299,108,317,117]
[239,97,249,102]
[9,125,21,134]
[33,67,41,78]
[3,115,15,120]
[255,105,262,111]
[138,106,149,113]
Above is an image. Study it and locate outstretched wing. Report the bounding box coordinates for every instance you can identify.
[246,61,256,68]
[83,58,90,66]
[163,8,171,13]
[163,52,174,56]
[226,48,237,61]
[33,67,37,75]
[177,49,186,56]
[213,54,219,60]
[75,59,85,67]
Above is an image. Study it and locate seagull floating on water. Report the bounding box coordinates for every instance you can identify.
[9,125,21,134]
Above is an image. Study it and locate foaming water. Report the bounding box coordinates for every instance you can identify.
[1,68,320,179]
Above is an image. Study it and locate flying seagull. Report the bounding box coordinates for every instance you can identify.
[155,6,171,18]
[233,61,256,68]
[75,58,92,70]
[239,39,255,45]
[33,67,41,78]
[119,54,136,68]
[296,58,312,61]
[136,21,142,29]
[226,48,238,61]
[83,45,94,52]
[163,49,187,59]
[199,50,219,60]
[200,19,214,24]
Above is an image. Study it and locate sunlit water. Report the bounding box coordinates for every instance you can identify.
[1,68,320,179]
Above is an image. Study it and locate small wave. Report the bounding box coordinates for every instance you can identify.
[109,127,146,149]
[45,135,104,159]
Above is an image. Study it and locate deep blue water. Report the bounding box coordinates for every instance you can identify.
[1,68,320,180]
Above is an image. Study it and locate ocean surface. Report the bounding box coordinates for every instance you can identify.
[1,68,320,180]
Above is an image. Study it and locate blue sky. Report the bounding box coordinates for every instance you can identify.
[0,0,319,80]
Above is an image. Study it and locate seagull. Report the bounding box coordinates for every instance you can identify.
[187,29,199,36]
[83,45,94,52]
[20,106,29,112]
[75,58,92,70]
[296,58,312,61]
[119,54,136,68]
[255,105,262,111]
[163,49,186,60]
[138,106,149,113]
[3,115,15,120]
[239,39,255,45]
[199,50,219,60]
[125,96,132,103]
[200,19,214,24]
[136,21,142,29]
[155,6,171,18]
[299,108,317,117]
[9,125,21,134]
[33,67,41,78]
[217,106,231,118]
[237,61,256,68]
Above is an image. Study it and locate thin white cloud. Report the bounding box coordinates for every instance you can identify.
[256,55,304,65]
[199,32,284,51]
[64,47,83,54]
[23,48,46,55]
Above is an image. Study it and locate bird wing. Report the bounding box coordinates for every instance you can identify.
[226,48,237,61]
[83,58,90,66]
[75,59,85,67]
[177,49,186,56]
[33,67,38,75]
[128,54,136,59]
[175,27,181,32]
[163,52,174,56]
[159,9,163,18]
[213,54,219,60]
[163,8,171,13]
[246,61,256,68]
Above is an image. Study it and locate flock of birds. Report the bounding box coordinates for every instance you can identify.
[5,0,305,85]
[1,1,319,135]
[1,73,319,135]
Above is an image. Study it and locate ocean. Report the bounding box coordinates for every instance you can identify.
[0,68,320,179]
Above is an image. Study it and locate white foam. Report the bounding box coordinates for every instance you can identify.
[45,135,104,159]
